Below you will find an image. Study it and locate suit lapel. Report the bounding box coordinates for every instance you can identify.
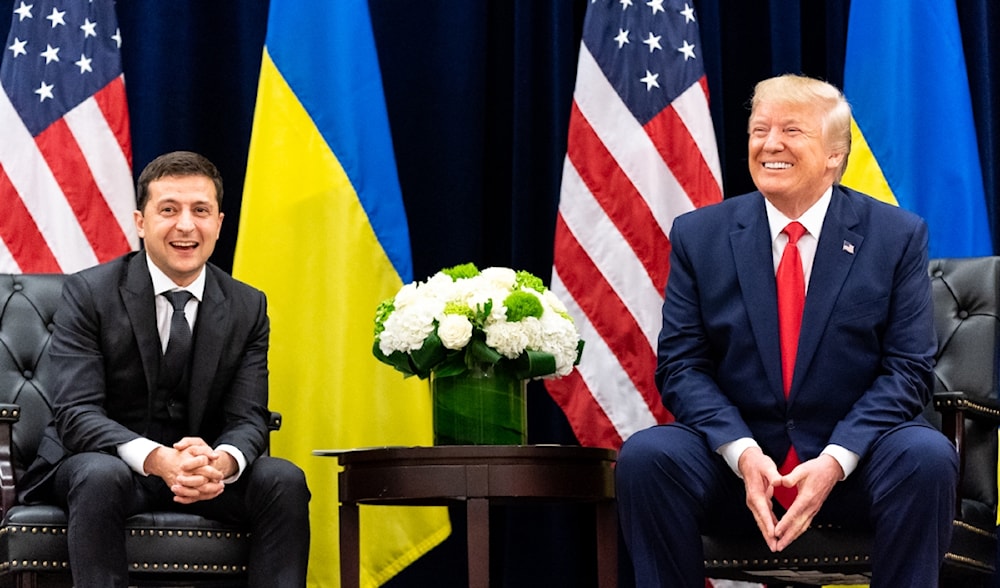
[188,267,228,431]
[730,194,786,404]
[791,187,862,401]
[121,253,161,399]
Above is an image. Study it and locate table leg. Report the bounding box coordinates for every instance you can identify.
[340,503,360,588]
[467,498,490,588]
[596,500,618,588]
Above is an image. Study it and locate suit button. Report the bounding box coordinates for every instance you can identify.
[786,420,795,430]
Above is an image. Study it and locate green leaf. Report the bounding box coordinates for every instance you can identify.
[372,340,418,377]
[410,330,447,376]
[466,337,502,366]
[510,350,556,379]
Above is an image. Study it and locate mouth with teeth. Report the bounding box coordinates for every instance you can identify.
[171,241,198,251]
[763,162,792,169]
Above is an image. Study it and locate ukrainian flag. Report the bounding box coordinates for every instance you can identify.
[232,2,450,586]
[842,0,992,259]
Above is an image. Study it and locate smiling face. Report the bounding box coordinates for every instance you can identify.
[748,99,845,214]
[134,175,223,286]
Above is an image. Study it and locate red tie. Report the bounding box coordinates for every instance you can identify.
[774,221,806,509]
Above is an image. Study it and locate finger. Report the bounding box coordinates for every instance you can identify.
[173,437,209,451]
[177,454,211,473]
[775,518,810,551]
[180,465,225,482]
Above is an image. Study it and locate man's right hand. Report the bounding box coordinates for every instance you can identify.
[737,446,782,551]
[143,437,226,504]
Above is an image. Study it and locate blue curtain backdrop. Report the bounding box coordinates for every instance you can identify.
[3,0,998,586]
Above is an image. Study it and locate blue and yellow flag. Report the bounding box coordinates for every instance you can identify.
[842,0,991,259]
[233,2,450,586]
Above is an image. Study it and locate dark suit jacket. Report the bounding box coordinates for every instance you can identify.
[655,185,936,465]
[18,251,272,503]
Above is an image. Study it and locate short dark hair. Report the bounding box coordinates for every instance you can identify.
[136,151,224,212]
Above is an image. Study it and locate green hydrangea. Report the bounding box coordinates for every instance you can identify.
[443,300,475,320]
[514,270,545,293]
[373,298,395,337]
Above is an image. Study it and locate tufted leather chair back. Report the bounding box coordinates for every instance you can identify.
[928,257,1000,550]
[0,274,64,487]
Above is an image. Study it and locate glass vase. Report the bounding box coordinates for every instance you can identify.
[431,364,527,445]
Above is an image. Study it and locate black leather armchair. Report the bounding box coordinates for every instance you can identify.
[703,257,999,586]
[0,273,279,587]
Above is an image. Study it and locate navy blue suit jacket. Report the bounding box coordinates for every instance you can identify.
[655,186,936,465]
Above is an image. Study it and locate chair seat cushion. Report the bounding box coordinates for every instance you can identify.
[1,504,251,578]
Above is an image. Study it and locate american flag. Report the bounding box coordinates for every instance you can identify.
[0,0,136,274]
[545,0,723,450]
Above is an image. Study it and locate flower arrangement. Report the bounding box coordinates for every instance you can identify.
[373,263,584,380]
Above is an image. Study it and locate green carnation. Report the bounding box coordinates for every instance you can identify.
[442,262,480,280]
[504,290,544,322]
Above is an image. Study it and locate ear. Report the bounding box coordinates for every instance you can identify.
[133,210,146,239]
[827,150,846,171]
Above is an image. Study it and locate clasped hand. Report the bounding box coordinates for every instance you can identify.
[143,437,236,504]
[738,447,843,552]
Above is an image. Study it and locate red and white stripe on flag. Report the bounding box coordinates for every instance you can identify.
[545,0,723,450]
[0,0,137,274]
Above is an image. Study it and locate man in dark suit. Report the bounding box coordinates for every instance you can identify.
[17,151,310,587]
[616,74,958,586]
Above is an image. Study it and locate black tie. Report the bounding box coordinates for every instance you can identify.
[161,290,194,388]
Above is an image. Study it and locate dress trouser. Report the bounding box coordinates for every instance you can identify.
[50,452,311,588]
[615,422,958,588]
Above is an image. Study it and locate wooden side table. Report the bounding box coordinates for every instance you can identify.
[316,445,617,588]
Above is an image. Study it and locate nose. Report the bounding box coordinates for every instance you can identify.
[762,129,784,151]
[175,208,196,231]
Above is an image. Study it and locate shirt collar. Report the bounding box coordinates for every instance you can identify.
[764,186,833,243]
[145,253,206,301]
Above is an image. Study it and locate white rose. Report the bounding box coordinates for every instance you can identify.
[480,267,517,290]
[542,288,569,315]
[437,314,473,350]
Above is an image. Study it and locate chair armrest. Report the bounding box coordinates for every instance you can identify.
[934,390,1000,453]
[934,391,1000,425]
[933,391,1000,518]
[0,403,21,517]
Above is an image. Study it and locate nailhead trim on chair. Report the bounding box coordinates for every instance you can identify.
[708,553,871,569]
[1,525,251,571]
[0,526,68,536]
[935,396,1000,419]
[5,560,70,570]
[129,529,247,539]
[954,519,997,540]
[945,552,991,570]
[131,563,248,572]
